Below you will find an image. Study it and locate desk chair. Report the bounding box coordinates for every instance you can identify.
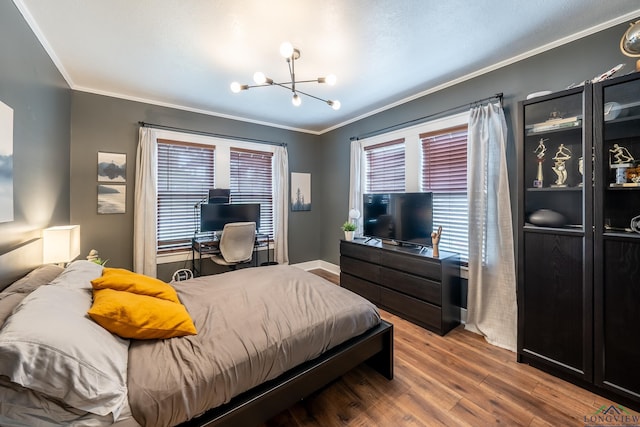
[210,222,256,270]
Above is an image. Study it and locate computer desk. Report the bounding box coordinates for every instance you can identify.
[191,233,273,277]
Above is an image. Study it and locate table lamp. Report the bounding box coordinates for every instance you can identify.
[43,225,81,266]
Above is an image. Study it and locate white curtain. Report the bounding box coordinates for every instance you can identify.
[465,102,517,352]
[273,146,289,264]
[349,139,364,234]
[133,127,158,277]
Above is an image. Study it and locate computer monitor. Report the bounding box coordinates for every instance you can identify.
[200,203,260,232]
[208,188,230,204]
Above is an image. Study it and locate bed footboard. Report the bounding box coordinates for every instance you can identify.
[180,320,394,427]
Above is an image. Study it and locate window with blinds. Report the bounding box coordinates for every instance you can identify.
[364,138,406,193]
[157,139,215,253]
[421,125,469,261]
[230,148,274,238]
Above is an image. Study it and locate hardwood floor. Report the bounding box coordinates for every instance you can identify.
[262,269,638,426]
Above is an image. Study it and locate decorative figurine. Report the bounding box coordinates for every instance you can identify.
[534,138,548,188]
[578,156,584,187]
[86,249,108,266]
[431,225,443,258]
[551,143,572,187]
[609,144,635,185]
[609,143,635,165]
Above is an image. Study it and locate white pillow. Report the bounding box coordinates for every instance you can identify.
[49,260,103,290]
[0,285,129,419]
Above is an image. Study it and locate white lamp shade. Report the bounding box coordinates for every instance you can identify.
[43,225,81,264]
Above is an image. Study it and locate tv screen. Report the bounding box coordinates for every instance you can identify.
[200,203,260,232]
[363,192,433,246]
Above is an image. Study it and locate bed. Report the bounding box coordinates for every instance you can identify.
[0,245,393,427]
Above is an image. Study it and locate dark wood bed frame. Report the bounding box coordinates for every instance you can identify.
[181,320,394,427]
[0,240,394,427]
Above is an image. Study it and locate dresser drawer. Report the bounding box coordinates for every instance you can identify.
[379,266,441,305]
[341,273,381,304]
[340,241,381,263]
[379,287,442,333]
[340,255,380,283]
[379,251,442,280]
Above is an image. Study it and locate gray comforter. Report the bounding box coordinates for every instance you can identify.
[127,265,380,427]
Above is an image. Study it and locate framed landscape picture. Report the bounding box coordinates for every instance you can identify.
[98,152,126,183]
[98,184,126,214]
[0,100,13,223]
[291,172,311,211]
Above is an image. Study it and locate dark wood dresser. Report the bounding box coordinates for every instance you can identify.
[340,239,460,336]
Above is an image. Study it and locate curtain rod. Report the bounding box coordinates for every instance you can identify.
[138,121,287,147]
[351,92,503,141]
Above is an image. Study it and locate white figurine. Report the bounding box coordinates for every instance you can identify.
[552,144,572,187]
[609,144,635,165]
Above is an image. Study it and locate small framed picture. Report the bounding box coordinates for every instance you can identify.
[98,184,126,214]
[291,172,311,211]
[98,152,126,183]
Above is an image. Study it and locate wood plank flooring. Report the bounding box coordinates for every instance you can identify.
[261,269,639,427]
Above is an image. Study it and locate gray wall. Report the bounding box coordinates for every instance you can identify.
[0,1,71,255]
[70,92,323,271]
[317,20,639,265]
[2,0,638,279]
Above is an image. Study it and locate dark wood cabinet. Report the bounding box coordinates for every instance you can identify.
[593,73,640,405]
[517,86,593,382]
[518,73,640,409]
[340,239,459,336]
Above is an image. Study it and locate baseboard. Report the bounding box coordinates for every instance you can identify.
[291,260,340,275]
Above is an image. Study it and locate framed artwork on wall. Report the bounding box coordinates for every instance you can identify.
[291,172,311,211]
[0,100,14,223]
[98,152,126,183]
[98,184,126,214]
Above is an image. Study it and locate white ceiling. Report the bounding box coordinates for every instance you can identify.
[14,1,640,134]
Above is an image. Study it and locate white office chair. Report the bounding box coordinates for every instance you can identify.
[210,222,256,270]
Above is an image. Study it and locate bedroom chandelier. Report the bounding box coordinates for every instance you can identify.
[230,42,341,110]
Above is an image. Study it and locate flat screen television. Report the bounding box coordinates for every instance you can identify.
[200,203,260,232]
[363,192,433,246]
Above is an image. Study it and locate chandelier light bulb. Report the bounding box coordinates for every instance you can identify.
[325,74,337,86]
[253,71,267,85]
[230,82,242,93]
[292,93,302,106]
[280,42,294,58]
[328,100,341,110]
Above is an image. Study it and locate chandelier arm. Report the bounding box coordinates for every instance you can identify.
[242,81,317,89]
[289,58,296,93]
[294,87,332,104]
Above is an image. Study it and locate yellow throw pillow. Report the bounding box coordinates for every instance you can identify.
[88,288,197,340]
[91,268,179,303]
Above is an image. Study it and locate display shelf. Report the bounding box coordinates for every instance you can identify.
[602,231,640,240]
[608,183,640,189]
[523,225,584,235]
[526,186,583,192]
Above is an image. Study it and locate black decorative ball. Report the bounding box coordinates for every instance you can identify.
[528,209,567,227]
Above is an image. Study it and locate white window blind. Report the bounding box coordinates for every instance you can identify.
[364,138,406,193]
[157,139,215,252]
[230,148,274,238]
[421,125,469,261]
